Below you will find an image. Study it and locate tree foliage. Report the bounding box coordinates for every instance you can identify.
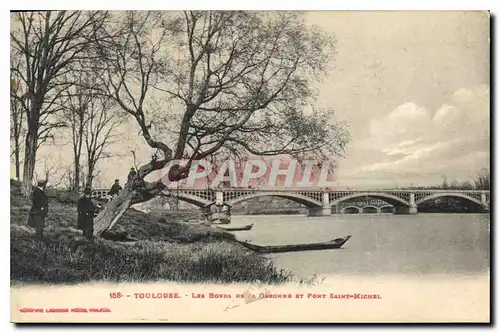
[93,11,349,182]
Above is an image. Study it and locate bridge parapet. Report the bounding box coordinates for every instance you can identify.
[223,190,257,203]
[89,188,490,215]
[174,189,216,202]
[91,190,111,201]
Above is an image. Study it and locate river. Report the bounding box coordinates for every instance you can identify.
[230,213,490,279]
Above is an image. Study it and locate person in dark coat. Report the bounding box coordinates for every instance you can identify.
[27,180,49,241]
[77,187,98,240]
[108,179,122,196]
[127,168,137,181]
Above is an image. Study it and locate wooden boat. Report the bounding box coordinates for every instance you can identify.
[216,224,254,231]
[236,235,351,254]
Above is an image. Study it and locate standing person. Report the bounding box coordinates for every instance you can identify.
[27,180,48,241]
[77,187,97,240]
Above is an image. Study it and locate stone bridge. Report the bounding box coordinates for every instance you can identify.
[90,188,490,216]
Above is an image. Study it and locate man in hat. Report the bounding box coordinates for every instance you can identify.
[27,180,49,241]
[108,179,122,196]
[127,167,137,181]
[77,187,98,240]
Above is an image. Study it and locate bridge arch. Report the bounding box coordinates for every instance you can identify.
[415,193,483,207]
[379,205,395,213]
[331,192,409,208]
[342,206,361,214]
[227,192,322,208]
[361,205,379,214]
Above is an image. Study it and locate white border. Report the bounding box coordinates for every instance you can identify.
[2,1,497,332]
[4,1,497,10]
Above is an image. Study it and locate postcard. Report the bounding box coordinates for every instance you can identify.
[10,10,490,323]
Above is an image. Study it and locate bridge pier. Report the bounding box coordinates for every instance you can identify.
[394,193,418,215]
[394,205,418,215]
[307,192,333,216]
[308,206,332,216]
[331,204,341,214]
[481,193,489,213]
[200,203,232,224]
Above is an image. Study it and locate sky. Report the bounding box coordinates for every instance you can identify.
[309,11,490,188]
[20,11,490,190]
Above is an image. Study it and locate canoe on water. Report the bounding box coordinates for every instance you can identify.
[236,235,352,254]
[216,224,254,231]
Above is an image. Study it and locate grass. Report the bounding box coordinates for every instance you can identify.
[11,225,292,284]
[10,180,293,285]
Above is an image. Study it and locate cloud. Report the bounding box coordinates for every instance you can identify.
[337,85,490,187]
[367,102,431,149]
[432,104,462,129]
[398,140,416,148]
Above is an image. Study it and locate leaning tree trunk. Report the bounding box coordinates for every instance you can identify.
[93,157,189,237]
[93,185,133,236]
[93,176,166,236]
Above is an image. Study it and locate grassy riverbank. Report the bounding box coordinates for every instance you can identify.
[10,181,292,285]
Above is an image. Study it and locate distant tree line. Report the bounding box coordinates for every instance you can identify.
[417,198,485,213]
[404,168,490,213]
[403,168,490,191]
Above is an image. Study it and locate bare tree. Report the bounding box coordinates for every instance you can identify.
[83,96,122,188]
[58,69,121,192]
[472,168,490,190]
[59,77,92,192]
[10,10,109,195]
[33,153,66,188]
[10,61,25,181]
[91,11,350,235]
